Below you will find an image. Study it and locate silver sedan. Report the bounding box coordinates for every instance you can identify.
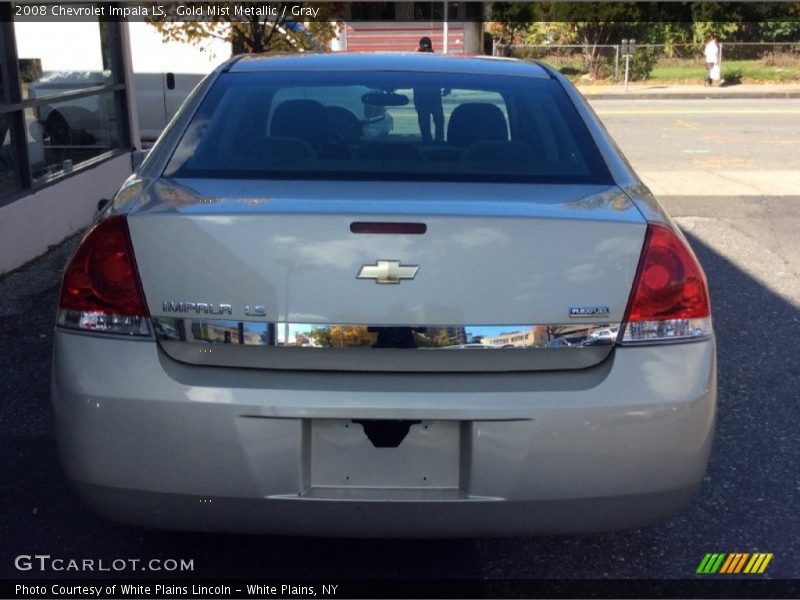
[52,53,715,537]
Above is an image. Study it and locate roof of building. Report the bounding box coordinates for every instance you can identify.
[227,52,551,79]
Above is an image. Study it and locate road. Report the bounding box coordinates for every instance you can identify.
[1,97,798,585]
[594,98,800,306]
[592,98,800,196]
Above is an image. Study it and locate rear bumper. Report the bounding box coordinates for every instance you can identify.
[52,331,716,537]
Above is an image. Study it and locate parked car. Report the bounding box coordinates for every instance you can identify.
[27,71,118,148]
[587,326,620,340]
[546,335,588,347]
[53,53,716,537]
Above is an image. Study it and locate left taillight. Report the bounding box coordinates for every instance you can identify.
[57,215,150,336]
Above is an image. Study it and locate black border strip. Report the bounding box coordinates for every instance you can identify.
[4,578,800,599]
[6,2,800,23]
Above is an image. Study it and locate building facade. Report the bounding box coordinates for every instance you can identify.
[335,2,484,54]
[0,7,138,273]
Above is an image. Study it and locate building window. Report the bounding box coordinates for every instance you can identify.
[24,90,123,183]
[0,114,22,195]
[350,3,396,20]
[414,2,460,20]
[0,5,130,202]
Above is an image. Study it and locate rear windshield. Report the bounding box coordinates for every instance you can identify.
[164,70,613,184]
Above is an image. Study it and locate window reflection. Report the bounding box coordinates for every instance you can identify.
[25,91,123,182]
[0,115,21,196]
[0,14,128,195]
[14,20,110,100]
[153,319,619,349]
[188,320,271,345]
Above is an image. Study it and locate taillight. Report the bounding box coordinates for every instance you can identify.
[57,215,150,336]
[621,223,712,344]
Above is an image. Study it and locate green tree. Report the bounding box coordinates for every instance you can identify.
[490,2,679,79]
[486,3,535,45]
[757,21,800,42]
[148,2,343,54]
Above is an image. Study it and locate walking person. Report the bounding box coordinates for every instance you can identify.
[704,34,721,87]
[413,36,445,142]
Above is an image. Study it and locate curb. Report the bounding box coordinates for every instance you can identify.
[579,91,800,100]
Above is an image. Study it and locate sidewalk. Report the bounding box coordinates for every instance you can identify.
[576,82,800,100]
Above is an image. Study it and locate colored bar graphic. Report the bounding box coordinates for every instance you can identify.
[700,552,773,575]
[745,554,761,573]
[719,554,736,574]
[720,553,738,574]
[711,554,726,573]
[758,554,773,573]
[698,553,727,574]
[733,553,750,573]
[697,554,714,574]
[700,553,723,574]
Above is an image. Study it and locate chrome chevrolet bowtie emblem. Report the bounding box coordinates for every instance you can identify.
[357,260,419,284]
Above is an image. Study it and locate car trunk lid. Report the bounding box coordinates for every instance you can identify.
[125,178,646,372]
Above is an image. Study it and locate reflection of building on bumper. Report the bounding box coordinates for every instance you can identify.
[53,331,715,537]
[481,326,548,348]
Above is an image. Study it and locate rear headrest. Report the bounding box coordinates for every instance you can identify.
[271,100,327,145]
[325,106,362,144]
[447,103,508,147]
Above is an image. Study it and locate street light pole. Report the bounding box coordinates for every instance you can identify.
[442,0,449,54]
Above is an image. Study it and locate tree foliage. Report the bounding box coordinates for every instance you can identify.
[489,2,800,80]
[148,2,343,54]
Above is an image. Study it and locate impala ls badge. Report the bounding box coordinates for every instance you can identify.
[357,260,419,284]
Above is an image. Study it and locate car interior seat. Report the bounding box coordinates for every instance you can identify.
[325,106,362,145]
[447,103,508,147]
[271,99,329,146]
[271,99,351,159]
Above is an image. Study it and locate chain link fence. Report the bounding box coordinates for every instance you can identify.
[494,41,800,82]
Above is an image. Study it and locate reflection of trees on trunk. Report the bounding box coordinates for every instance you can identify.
[310,325,376,348]
[308,326,469,348]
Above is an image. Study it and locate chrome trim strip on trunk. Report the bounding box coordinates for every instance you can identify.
[153,318,620,372]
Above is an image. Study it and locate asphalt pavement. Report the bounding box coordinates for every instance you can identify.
[1,96,799,585]
[590,98,800,197]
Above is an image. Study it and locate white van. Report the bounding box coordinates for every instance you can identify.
[129,22,230,141]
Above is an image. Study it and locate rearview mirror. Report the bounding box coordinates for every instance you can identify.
[361,91,409,107]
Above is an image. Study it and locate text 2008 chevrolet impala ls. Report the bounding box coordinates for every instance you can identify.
[53,53,715,537]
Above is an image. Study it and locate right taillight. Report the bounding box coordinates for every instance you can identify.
[57,215,150,336]
[621,223,712,344]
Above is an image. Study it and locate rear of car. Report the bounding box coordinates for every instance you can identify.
[52,54,715,537]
